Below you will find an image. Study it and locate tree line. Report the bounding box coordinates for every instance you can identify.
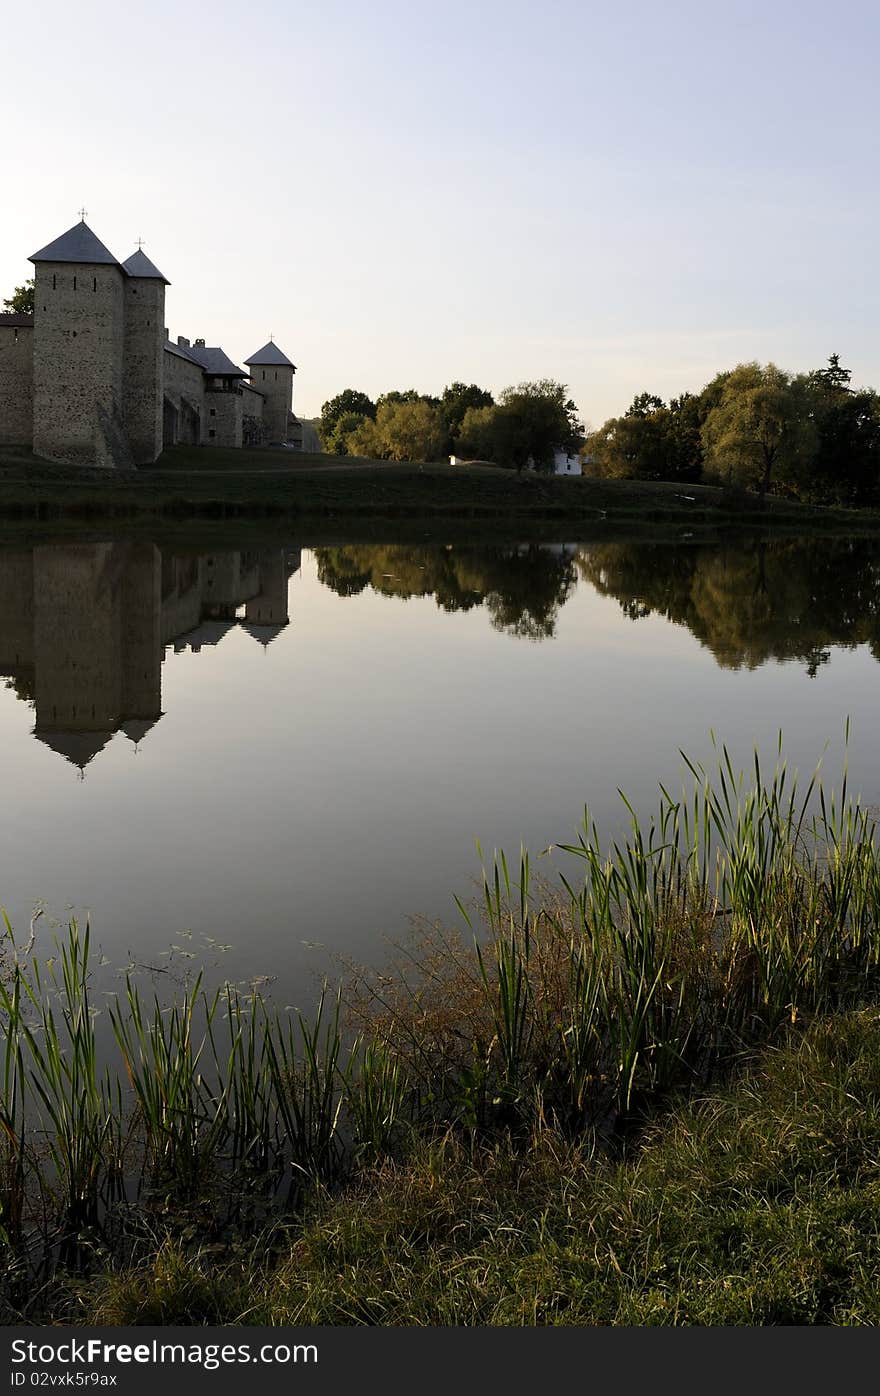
[318,380,583,471]
[585,356,880,506]
[578,536,880,671]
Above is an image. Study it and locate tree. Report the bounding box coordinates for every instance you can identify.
[345,398,447,461]
[803,356,880,505]
[441,382,495,449]
[323,411,372,456]
[457,380,582,472]
[346,414,385,459]
[457,404,502,461]
[3,279,34,315]
[701,362,817,496]
[626,392,665,417]
[585,392,703,483]
[319,389,376,452]
[376,389,425,409]
[585,411,671,480]
[375,398,447,461]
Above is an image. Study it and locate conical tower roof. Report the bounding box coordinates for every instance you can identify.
[33,728,112,770]
[245,341,296,369]
[239,621,288,646]
[30,220,121,266]
[120,717,161,746]
[122,249,170,284]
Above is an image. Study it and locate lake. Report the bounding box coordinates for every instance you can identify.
[1,532,878,1005]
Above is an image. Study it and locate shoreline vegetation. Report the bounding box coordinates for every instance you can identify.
[1,446,879,538]
[4,742,880,1324]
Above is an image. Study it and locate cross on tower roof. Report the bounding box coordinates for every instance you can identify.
[136,237,144,249]
[78,206,87,222]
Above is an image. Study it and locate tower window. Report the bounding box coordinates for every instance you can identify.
[209,429,216,439]
[262,371,265,380]
[209,408,216,417]
[93,277,97,291]
[52,274,56,289]
[72,331,77,338]
[275,372,277,380]
[73,276,77,290]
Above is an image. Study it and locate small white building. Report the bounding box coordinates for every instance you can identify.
[552,448,581,475]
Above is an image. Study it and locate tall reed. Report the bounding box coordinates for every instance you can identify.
[2,738,879,1287]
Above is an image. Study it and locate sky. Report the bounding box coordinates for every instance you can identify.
[2,0,878,427]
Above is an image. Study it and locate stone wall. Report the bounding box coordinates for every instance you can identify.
[250,364,293,443]
[124,280,165,464]
[207,390,242,448]
[32,264,126,466]
[241,384,265,447]
[0,321,34,446]
[163,347,205,445]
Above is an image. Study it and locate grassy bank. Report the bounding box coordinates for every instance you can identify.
[3,742,880,1323]
[0,445,877,535]
[75,1009,880,1325]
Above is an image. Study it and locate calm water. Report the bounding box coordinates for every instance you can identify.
[1,533,879,1002]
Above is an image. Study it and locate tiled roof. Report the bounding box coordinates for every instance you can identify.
[122,249,170,284]
[245,340,296,368]
[186,344,247,377]
[164,339,202,365]
[30,221,121,267]
[0,313,33,328]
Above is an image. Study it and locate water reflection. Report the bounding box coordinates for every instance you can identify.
[0,543,300,769]
[314,542,578,640]
[2,535,880,775]
[578,537,880,673]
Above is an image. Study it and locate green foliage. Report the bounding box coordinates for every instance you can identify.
[346,397,448,462]
[2,280,33,316]
[457,380,582,472]
[803,356,880,505]
[586,392,703,483]
[701,362,819,495]
[441,382,495,448]
[319,389,376,453]
[322,411,370,456]
[588,355,880,505]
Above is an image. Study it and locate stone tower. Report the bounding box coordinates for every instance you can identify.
[244,341,296,445]
[122,249,168,465]
[29,220,131,468]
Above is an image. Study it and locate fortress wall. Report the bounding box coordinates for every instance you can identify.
[124,280,165,463]
[207,391,242,448]
[0,323,34,446]
[32,264,126,466]
[241,384,263,419]
[242,384,266,447]
[163,349,205,445]
[251,364,293,443]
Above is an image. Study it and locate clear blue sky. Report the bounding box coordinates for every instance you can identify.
[3,0,878,425]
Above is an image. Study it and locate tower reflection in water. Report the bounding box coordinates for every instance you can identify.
[0,542,300,770]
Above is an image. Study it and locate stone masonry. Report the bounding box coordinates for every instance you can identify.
[0,217,299,467]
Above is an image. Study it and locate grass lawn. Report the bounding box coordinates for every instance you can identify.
[0,444,877,536]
